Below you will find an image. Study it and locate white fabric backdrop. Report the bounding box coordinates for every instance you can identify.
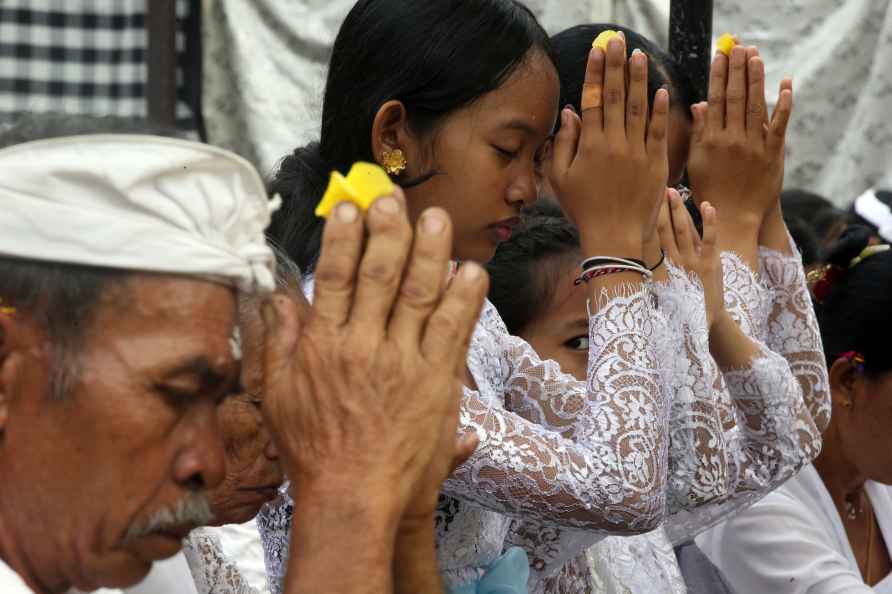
[202,0,892,206]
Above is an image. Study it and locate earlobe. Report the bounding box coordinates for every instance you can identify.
[370,100,412,174]
[829,357,859,410]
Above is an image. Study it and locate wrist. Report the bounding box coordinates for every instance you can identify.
[286,488,400,594]
[579,236,644,262]
[758,203,792,253]
[291,477,403,538]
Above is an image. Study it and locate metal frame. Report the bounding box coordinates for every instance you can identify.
[146,0,178,127]
[668,0,714,102]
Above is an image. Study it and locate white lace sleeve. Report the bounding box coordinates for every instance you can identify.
[183,528,260,594]
[259,288,672,589]
[443,287,671,533]
[661,252,823,545]
[721,252,771,341]
[654,261,730,511]
[759,235,832,433]
[256,491,292,594]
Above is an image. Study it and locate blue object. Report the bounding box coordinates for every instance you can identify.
[448,547,531,594]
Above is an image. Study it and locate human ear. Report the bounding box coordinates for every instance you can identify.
[370,100,419,176]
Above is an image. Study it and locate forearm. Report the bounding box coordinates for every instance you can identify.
[393,517,444,594]
[758,203,793,255]
[284,486,401,594]
[709,311,763,371]
[717,219,761,273]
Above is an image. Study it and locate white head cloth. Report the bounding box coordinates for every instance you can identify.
[854,188,892,243]
[0,134,278,293]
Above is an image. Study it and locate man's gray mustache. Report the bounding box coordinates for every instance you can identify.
[124,492,214,541]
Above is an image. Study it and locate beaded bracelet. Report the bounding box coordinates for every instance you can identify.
[574,263,652,285]
[580,255,647,272]
[648,249,666,271]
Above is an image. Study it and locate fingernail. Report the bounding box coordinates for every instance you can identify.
[335,202,358,223]
[632,48,643,56]
[422,211,445,235]
[565,103,577,114]
[374,196,399,214]
[460,263,481,281]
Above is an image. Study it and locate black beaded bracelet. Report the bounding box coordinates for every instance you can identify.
[581,256,647,272]
[648,249,666,271]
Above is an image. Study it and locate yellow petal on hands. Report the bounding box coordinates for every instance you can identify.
[592,30,620,53]
[314,162,394,218]
[315,171,359,218]
[717,33,738,57]
[344,162,395,211]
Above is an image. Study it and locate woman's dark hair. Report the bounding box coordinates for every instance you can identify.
[784,214,823,267]
[816,225,892,376]
[550,24,698,119]
[268,0,555,272]
[486,200,580,335]
[781,188,846,247]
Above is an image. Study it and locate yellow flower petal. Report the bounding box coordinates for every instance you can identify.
[592,30,620,53]
[717,33,737,57]
[315,171,359,218]
[344,162,395,211]
[314,162,394,218]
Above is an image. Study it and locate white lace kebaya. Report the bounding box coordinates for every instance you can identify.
[505,243,826,594]
[257,236,829,594]
[259,274,673,592]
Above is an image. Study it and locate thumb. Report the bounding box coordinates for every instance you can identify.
[700,201,718,260]
[450,432,479,475]
[657,192,679,263]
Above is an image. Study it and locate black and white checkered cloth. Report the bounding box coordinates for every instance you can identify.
[0,0,197,131]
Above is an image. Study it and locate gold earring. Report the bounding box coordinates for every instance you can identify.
[381,148,407,176]
[841,400,853,409]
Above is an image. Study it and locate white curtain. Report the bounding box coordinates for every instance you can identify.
[203,0,892,206]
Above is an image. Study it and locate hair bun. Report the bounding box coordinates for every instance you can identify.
[824,225,874,269]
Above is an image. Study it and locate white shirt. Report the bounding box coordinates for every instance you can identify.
[698,464,892,593]
[0,558,33,594]
[2,549,198,594]
[211,520,270,594]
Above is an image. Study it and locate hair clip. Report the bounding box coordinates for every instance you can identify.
[840,350,866,372]
[807,264,844,304]
[849,244,890,268]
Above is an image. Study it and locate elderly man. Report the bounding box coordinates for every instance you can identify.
[0,131,486,594]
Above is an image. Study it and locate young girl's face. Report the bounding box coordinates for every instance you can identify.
[403,51,560,264]
[520,259,590,380]
[668,105,693,186]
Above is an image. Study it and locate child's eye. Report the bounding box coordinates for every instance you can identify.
[563,335,589,351]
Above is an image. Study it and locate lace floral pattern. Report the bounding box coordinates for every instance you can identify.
[259,285,672,590]
[661,251,823,545]
[759,239,832,433]
[654,262,729,512]
[183,528,260,594]
[256,492,292,594]
[587,527,687,594]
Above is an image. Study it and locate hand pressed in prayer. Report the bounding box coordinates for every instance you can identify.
[687,45,793,229]
[260,187,487,524]
[657,189,723,330]
[549,34,670,260]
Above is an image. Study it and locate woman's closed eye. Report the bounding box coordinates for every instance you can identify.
[492,145,519,161]
[563,335,589,351]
